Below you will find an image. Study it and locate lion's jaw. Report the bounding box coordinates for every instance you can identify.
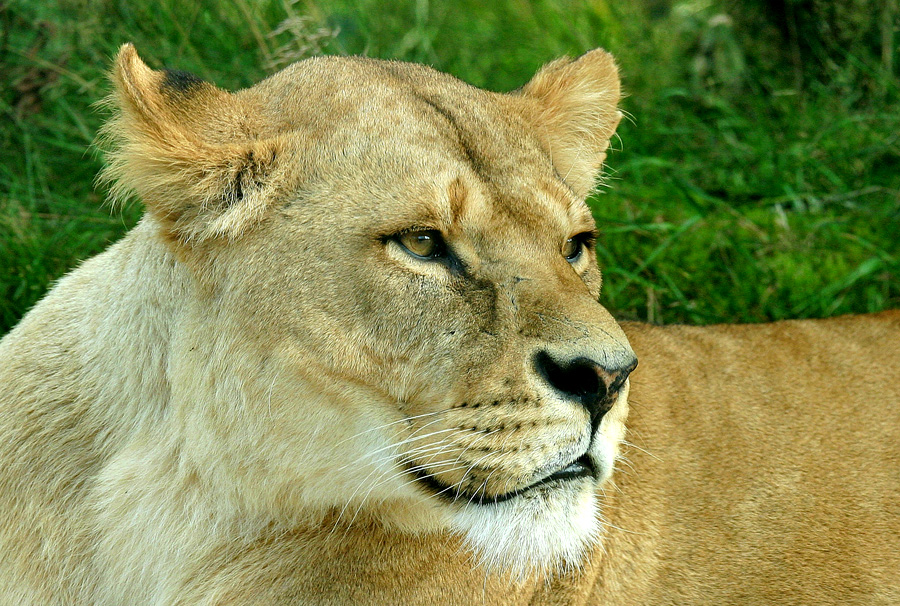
[449,382,631,579]
[102,46,634,580]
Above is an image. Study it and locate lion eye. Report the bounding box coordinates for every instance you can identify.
[563,236,584,262]
[397,230,445,259]
[563,232,595,263]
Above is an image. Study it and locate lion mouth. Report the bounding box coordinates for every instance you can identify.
[541,455,596,484]
[404,454,596,505]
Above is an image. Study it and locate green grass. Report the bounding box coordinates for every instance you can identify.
[2,0,898,334]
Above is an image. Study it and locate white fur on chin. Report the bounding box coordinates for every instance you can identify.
[450,479,601,581]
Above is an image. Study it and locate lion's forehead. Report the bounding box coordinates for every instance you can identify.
[249,55,553,178]
[250,57,585,247]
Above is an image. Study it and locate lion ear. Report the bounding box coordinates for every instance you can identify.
[100,43,288,242]
[520,49,622,198]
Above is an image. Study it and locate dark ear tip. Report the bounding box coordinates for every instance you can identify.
[161,69,205,94]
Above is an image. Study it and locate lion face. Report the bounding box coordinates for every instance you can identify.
[105,46,635,577]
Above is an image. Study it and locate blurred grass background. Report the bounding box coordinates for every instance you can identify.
[1,0,898,334]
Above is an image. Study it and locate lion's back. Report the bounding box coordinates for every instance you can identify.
[596,311,900,605]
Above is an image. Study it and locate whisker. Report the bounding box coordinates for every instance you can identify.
[621,439,661,462]
[391,464,472,495]
[331,408,450,448]
[333,434,476,532]
[604,475,625,495]
[343,458,475,528]
[333,440,465,523]
[330,460,397,533]
[452,444,504,501]
[354,427,471,471]
[460,425,521,508]
[614,455,636,474]
[334,425,458,472]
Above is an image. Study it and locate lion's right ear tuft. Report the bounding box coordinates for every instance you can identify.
[99,44,289,243]
[520,49,622,199]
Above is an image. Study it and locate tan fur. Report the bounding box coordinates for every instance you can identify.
[0,45,897,605]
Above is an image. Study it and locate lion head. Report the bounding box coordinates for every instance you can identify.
[102,44,636,579]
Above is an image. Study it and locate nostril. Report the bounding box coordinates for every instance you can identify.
[534,351,637,428]
[534,352,607,404]
[611,358,638,393]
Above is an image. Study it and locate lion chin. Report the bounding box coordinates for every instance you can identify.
[446,385,629,580]
[453,479,602,580]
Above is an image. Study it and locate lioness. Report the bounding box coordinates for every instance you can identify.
[0,44,897,605]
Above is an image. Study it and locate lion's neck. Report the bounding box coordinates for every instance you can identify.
[1,217,189,463]
[0,217,211,602]
[61,218,187,442]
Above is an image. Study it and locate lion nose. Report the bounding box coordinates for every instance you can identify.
[534,351,637,428]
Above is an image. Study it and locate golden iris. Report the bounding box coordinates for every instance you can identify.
[398,230,442,258]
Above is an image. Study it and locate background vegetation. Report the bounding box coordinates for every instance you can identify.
[2,0,898,334]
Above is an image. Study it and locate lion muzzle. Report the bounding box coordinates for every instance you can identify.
[533,350,637,432]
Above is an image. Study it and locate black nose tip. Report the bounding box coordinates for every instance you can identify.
[534,351,637,427]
